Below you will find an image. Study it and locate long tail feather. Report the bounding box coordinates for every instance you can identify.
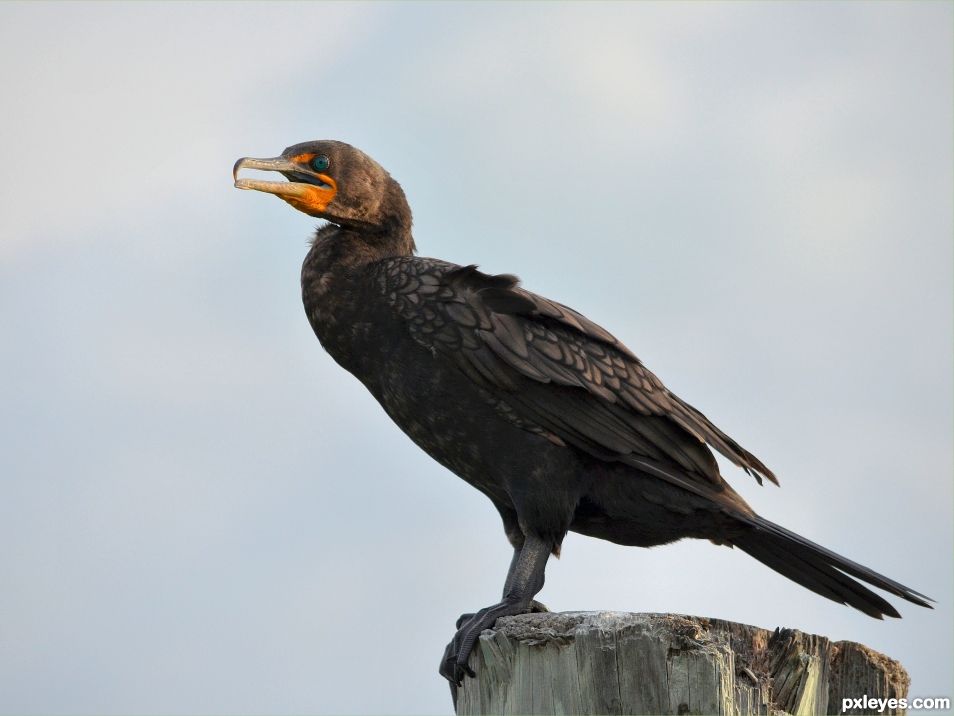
[733,516,933,618]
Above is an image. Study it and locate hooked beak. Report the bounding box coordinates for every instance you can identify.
[233,155,337,216]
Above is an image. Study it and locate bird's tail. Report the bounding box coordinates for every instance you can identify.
[732,516,933,618]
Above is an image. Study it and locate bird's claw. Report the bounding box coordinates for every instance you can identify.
[439,599,536,685]
[439,618,476,685]
[439,638,471,686]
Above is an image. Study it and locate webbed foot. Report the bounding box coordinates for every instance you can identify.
[439,535,552,687]
[453,599,548,629]
[439,599,533,685]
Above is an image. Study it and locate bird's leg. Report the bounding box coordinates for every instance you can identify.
[453,545,550,628]
[501,543,550,614]
[439,534,551,685]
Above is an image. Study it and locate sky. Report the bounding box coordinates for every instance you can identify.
[0,1,951,714]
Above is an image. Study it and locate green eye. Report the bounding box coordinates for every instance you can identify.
[311,155,330,172]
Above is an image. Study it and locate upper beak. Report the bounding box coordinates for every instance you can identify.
[232,156,314,199]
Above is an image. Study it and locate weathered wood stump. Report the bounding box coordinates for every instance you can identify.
[454,612,909,716]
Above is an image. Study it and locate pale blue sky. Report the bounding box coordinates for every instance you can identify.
[1,2,951,713]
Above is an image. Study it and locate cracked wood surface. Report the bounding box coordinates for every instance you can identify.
[454,612,909,715]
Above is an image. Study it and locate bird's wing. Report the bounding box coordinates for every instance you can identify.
[378,259,776,492]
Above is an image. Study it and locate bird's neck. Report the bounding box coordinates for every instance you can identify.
[304,222,415,275]
[301,222,415,324]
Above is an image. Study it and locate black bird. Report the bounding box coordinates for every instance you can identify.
[233,140,931,686]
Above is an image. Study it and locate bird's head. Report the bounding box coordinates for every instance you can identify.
[233,140,411,234]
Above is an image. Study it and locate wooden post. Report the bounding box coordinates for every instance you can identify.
[454,612,910,716]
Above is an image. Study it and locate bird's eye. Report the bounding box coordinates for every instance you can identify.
[311,155,330,172]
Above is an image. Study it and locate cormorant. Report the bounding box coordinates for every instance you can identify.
[233,140,931,687]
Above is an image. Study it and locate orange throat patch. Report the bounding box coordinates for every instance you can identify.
[281,176,337,215]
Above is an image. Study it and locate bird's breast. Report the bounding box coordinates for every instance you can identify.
[299,261,580,509]
[363,335,556,503]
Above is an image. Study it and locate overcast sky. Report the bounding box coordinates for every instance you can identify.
[1,2,951,714]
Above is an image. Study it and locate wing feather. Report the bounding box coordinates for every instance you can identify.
[381,259,777,491]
